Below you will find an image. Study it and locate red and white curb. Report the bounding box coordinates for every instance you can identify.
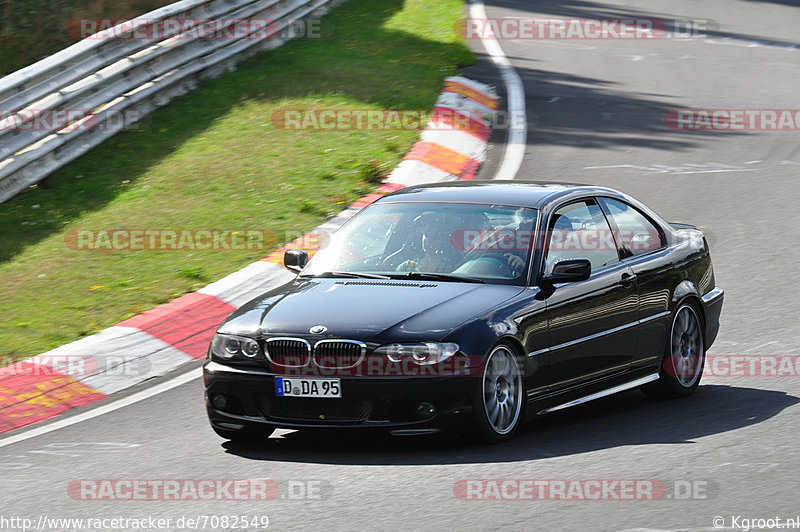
[0,76,498,435]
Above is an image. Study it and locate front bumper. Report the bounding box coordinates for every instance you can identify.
[203,361,475,434]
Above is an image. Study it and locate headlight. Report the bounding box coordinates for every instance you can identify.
[373,342,460,365]
[209,333,261,360]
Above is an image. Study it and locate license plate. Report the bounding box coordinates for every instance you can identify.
[275,377,341,398]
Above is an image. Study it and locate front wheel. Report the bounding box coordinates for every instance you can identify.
[642,302,705,398]
[472,344,524,443]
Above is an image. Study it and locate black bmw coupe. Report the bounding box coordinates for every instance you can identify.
[204,181,723,443]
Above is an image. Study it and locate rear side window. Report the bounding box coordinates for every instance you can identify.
[600,197,664,257]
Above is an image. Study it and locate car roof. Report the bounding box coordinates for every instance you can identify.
[376,180,624,209]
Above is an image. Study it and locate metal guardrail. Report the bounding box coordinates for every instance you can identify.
[0,0,338,203]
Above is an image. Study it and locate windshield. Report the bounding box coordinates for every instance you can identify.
[302,202,539,284]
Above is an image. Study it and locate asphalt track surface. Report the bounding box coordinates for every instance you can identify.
[2,0,800,530]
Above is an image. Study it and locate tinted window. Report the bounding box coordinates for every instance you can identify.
[545,200,620,274]
[600,198,664,256]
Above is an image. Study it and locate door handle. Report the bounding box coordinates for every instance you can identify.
[619,273,637,286]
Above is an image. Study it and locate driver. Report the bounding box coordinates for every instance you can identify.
[397,212,463,273]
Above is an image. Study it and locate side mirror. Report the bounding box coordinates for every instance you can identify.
[284,249,309,273]
[542,258,591,284]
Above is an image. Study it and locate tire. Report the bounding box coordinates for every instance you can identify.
[471,343,525,443]
[642,302,705,398]
[212,425,275,443]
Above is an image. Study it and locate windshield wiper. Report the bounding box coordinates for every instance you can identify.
[388,272,485,283]
[300,271,391,280]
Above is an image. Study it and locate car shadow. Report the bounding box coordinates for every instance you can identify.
[222,384,798,465]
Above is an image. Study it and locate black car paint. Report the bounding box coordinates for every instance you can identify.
[204,181,723,435]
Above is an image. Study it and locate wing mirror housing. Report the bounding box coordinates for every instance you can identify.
[542,258,591,284]
[284,249,309,273]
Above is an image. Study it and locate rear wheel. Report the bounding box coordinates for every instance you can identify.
[642,302,705,398]
[472,343,524,443]
[212,425,275,443]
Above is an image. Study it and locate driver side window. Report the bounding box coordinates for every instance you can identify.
[545,200,620,274]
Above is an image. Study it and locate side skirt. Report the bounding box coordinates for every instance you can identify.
[537,373,660,415]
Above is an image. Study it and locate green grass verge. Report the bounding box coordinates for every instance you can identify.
[0,0,474,362]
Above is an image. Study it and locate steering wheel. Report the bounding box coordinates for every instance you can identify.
[380,243,413,269]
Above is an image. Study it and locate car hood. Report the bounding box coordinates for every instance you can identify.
[218,277,525,342]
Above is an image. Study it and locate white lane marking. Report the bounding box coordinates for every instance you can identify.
[705,37,799,51]
[469,0,527,180]
[510,39,597,51]
[583,163,758,175]
[0,442,143,481]
[0,368,200,449]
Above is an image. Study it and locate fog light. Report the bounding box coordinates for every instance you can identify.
[415,402,435,419]
[211,394,227,410]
